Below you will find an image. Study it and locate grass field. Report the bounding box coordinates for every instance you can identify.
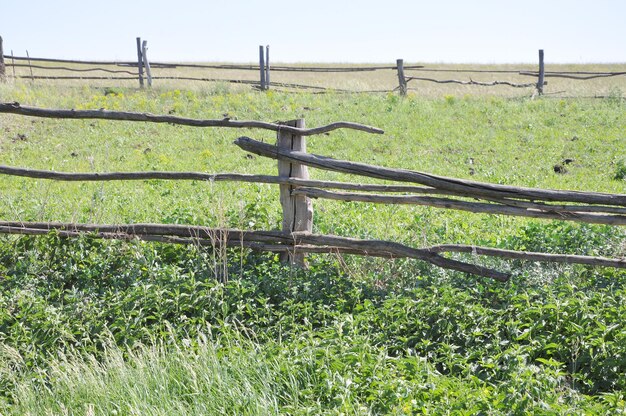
[0,68,625,414]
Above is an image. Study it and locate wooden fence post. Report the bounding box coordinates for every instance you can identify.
[537,49,544,95]
[259,45,266,90]
[141,40,152,87]
[0,36,5,81]
[277,119,313,266]
[136,37,144,88]
[10,50,15,78]
[26,50,34,83]
[265,45,270,90]
[396,59,407,96]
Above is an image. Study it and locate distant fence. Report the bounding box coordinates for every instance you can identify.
[1,101,625,281]
[2,36,625,96]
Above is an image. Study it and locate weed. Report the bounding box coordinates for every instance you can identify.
[614,159,626,181]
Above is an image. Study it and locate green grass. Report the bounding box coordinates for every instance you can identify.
[2,329,614,415]
[0,80,625,413]
[0,236,625,414]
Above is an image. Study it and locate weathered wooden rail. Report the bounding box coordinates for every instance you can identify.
[0,102,625,281]
[0,102,384,135]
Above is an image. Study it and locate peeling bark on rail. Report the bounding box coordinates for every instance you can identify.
[0,102,384,136]
[235,137,626,207]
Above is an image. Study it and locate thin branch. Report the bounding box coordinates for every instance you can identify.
[293,187,626,226]
[405,76,537,88]
[0,164,458,194]
[7,64,138,75]
[520,71,626,80]
[3,56,137,66]
[482,196,626,215]
[14,76,138,80]
[0,102,384,135]
[0,165,283,183]
[429,245,626,269]
[0,221,289,243]
[409,68,525,74]
[148,77,333,91]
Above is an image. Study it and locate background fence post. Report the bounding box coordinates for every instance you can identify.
[265,45,270,90]
[537,49,545,95]
[26,50,34,83]
[136,37,144,88]
[141,40,152,88]
[0,36,5,81]
[278,119,314,267]
[396,59,407,96]
[10,50,15,78]
[259,45,266,90]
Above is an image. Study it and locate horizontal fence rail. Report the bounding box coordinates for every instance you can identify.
[9,63,139,74]
[0,221,624,281]
[405,76,541,88]
[0,221,510,281]
[0,102,384,135]
[0,221,622,272]
[3,55,422,72]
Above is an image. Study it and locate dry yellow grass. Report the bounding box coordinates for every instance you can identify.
[4,60,625,98]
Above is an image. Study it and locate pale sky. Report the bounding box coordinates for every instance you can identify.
[2,0,625,63]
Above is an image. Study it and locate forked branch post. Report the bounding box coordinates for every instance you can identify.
[277,119,313,266]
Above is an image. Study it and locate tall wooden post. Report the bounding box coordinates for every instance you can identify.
[396,59,407,96]
[278,119,313,267]
[141,40,152,87]
[537,49,545,95]
[265,45,270,90]
[26,50,34,82]
[259,45,266,90]
[11,50,15,78]
[0,36,5,81]
[136,37,144,88]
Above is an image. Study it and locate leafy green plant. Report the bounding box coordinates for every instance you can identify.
[614,159,626,181]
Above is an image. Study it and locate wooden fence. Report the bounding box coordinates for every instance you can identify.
[2,36,625,96]
[0,101,625,282]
